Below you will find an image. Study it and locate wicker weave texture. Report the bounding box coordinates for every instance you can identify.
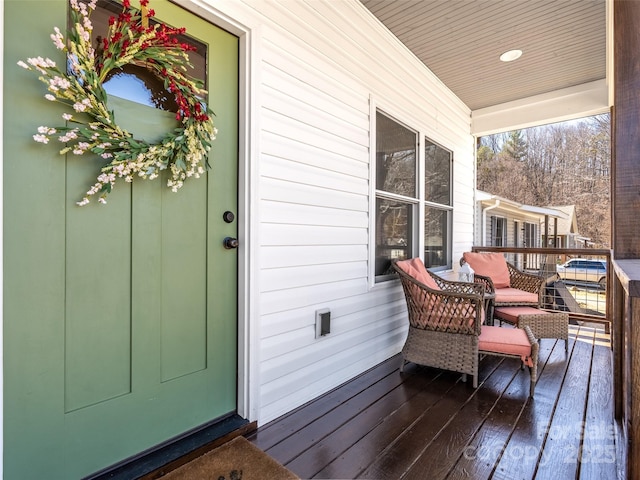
[474,262,545,308]
[395,266,483,336]
[520,313,568,341]
[393,261,483,383]
[402,327,478,377]
[393,261,538,397]
[494,308,569,352]
[495,309,568,339]
[506,262,545,295]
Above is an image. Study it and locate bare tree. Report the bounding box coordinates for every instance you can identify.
[477,114,610,247]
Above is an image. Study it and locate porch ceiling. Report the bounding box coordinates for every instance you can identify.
[361,0,610,134]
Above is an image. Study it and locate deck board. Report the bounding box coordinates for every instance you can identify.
[286,369,439,478]
[401,359,523,480]
[578,326,618,479]
[249,325,618,480]
[315,369,460,479]
[489,338,568,480]
[534,327,594,479]
[445,340,555,480]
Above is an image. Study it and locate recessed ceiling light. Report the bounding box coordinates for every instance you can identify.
[500,49,523,62]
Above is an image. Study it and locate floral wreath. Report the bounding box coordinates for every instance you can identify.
[18,0,217,205]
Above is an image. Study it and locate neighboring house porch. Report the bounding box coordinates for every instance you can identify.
[475,191,566,250]
[542,205,592,249]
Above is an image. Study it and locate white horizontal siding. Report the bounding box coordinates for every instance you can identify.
[260,244,368,269]
[261,177,368,212]
[261,156,369,196]
[261,201,368,228]
[261,110,368,161]
[260,223,368,248]
[261,299,406,362]
[261,133,369,179]
[261,262,369,293]
[260,326,406,422]
[259,314,407,393]
[262,85,369,147]
[260,278,368,316]
[199,0,476,424]
[260,287,405,338]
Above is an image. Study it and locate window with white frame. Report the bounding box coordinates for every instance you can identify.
[423,139,452,270]
[374,110,453,281]
[490,216,507,246]
[524,222,537,247]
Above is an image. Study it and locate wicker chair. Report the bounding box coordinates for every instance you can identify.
[462,253,545,326]
[392,259,538,396]
[481,262,545,306]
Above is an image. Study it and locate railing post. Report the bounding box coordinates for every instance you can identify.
[611,259,640,480]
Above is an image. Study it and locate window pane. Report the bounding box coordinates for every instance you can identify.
[89,0,207,110]
[376,112,416,197]
[375,197,413,276]
[424,207,450,268]
[524,222,536,247]
[425,140,452,205]
[492,217,506,246]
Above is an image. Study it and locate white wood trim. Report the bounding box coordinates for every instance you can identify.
[367,95,377,289]
[471,79,610,136]
[606,0,614,108]
[1,0,5,475]
[238,23,262,424]
[173,0,261,422]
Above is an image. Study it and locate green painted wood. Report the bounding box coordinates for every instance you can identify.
[4,2,239,478]
[160,178,208,382]
[64,131,134,412]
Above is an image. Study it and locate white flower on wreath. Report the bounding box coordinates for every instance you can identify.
[19,0,217,206]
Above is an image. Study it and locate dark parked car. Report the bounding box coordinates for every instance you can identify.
[556,258,607,287]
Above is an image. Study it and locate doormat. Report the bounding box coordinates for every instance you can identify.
[161,436,299,480]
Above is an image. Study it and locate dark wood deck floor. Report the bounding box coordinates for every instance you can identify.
[248,324,625,480]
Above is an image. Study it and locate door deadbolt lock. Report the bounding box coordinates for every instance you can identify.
[223,237,239,249]
[223,211,235,223]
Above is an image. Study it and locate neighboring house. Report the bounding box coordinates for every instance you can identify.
[474,191,566,250]
[541,205,592,248]
[1,1,616,479]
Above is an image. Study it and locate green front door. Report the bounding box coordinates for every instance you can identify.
[4,2,239,478]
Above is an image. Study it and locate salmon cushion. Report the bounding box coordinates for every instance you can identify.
[479,325,533,367]
[494,288,538,304]
[396,258,440,291]
[494,306,548,323]
[463,252,510,288]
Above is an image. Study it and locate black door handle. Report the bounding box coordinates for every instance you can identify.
[223,237,239,249]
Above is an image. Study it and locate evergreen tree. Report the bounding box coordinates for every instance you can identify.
[503,130,527,161]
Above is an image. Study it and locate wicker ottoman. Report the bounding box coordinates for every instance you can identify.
[494,306,569,351]
[479,325,538,398]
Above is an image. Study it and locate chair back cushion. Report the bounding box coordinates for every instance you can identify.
[395,258,440,290]
[463,252,511,288]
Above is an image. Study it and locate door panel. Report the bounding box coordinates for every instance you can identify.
[4,1,239,478]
